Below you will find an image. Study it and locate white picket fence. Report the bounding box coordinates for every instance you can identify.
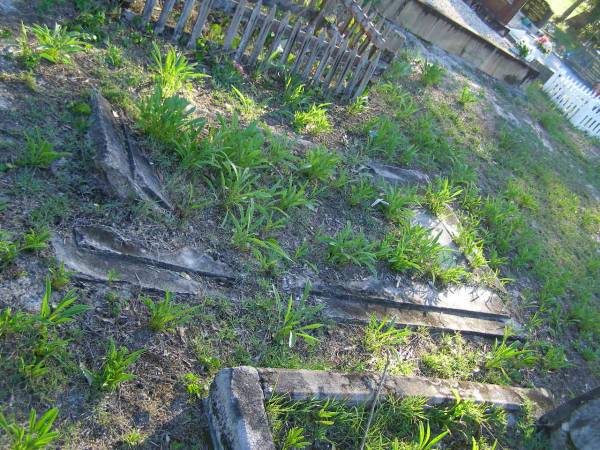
[542,71,600,138]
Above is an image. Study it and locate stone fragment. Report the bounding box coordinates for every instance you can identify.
[367,161,431,186]
[208,366,275,450]
[74,225,234,281]
[89,92,172,210]
[258,368,554,416]
[52,235,200,294]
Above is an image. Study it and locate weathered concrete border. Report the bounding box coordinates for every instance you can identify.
[206,366,554,449]
[258,368,554,417]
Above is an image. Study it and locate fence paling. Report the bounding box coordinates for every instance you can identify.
[137,0,387,100]
[543,71,600,137]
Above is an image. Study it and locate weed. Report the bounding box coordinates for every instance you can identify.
[346,94,369,115]
[137,87,205,147]
[123,430,145,447]
[216,162,270,211]
[1,229,50,269]
[383,59,412,82]
[85,339,145,391]
[31,23,85,64]
[274,180,312,212]
[421,333,479,379]
[541,345,572,371]
[40,277,89,325]
[365,116,412,161]
[415,421,448,450]
[273,284,323,348]
[301,146,340,182]
[229,86,264,120]
[0,407,60,450]
[458,86,479,107]
[293,104,332,135]
[150,42,207,97]
[209,114,266,168]
[182,372,209,399]
[364,315,412,353]
[105,42,123,68]
[320,222,378,273]
[485,330,537,382]
[381,185,419,224]
[281,426,310,450]
[424,178,462,217]
[420,60,445,86]
[144,291,199,333]
[17,128,70,169]
[348,177,377,206]
[16,23,37,69]
[282,75,314,112]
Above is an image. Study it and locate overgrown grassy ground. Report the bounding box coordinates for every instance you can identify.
[0,0,598,448]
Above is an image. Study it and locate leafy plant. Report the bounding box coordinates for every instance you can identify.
[293,104,332,135]
[137,87,205,147]
[150,42,207,97]
[515,41,529,58]
[281,426,310,450]
[424,178,462,217]
[301,146,340,182]
[485,330,537,381]
[365,116,407,161]
[320,222,377,273]
[85,339,145,391]
[209,114,266,169]
[16,23,37,69]
[381,185,419,224]
[0,407,60,450]
[17,128,70,169]
[364,315,412,353]
[420,60,445,87]
[182,372,208,399]
[105,41,123,68]
[144,291,199,333]
[39,277,90,325]
[273,284,323,348]
[283,75,314,112]
[216,162,270,211]
[458,86,478,108]
[229,86,263,120]
[274,180,312,212]
[415,421,448,450]
[30,23,85,64]
[349,177,377,206]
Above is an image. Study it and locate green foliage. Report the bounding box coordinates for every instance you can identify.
[281,427,310,450]
[282,75,314,112]
[364,315,412,353]
[274,180,312,212]
[424,178,462,217]
[541,345,572,371]
[0,407,60,450]
[17,128,70,169]
[150,42,207,97]
[420,60,445,86]
[485,330,537,382]
[229,86,264,120]
[30,23,85,64]
[209,114,266,168]
[105,42,123,68]
[137,87,205,148]
[515,41,529,58]
[1,228,50,269]
[321,222,377,273]
[39,277,90,325]
[144,291,199,333]
[421,333,479,379]
[381,186,419,224]
[182,372,209,399]
[216,162,270,212]
[415,421,448,450]
[16,23,37,69]
[301,146,340,182]
[349,177,377,207]
[457,86,479,107]
[273,284,323,348]
[365,116,415,162]
[85,339,145,392]
[293,104,332,135]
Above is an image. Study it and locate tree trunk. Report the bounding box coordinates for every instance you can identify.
[558,0,586,22]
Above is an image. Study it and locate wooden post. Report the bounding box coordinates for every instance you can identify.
[323,35,349,88]
[291,24,315,75]
[313,30,338,84]
[345,50,369,98]
[186,0,215,49]
[334,47,357,94]
[223,0,247,51]
[155,0,178,34]
[301,30,326,79]
[352,49,380,100]
[279,16,303,65]
[248,4,277,66]
[262,11,290,68]
[171,0,197,43]
[141,0,158,27]
[235,0,263,62]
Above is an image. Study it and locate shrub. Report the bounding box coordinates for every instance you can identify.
[30,23,85,64]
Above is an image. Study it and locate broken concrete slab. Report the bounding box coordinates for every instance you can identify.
[52,235,201,295]
[89,92,172,210]
[321,294,510,338]
[308,277,509,321]
[366,161,431,186]
[74,225,234,281]
[207,366,276,450]
[257,368,554,417]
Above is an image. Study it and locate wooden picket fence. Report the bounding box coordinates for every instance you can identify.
[131,0,389,100]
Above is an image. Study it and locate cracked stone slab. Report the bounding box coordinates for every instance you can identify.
[74,225,234,281]
[320,294,512,338]
[208,367,276,450]
[257,368,554,417]
[52,235,201,294]
[366,161,431,186]
[308,277,509,321]
[89,92,172,210]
